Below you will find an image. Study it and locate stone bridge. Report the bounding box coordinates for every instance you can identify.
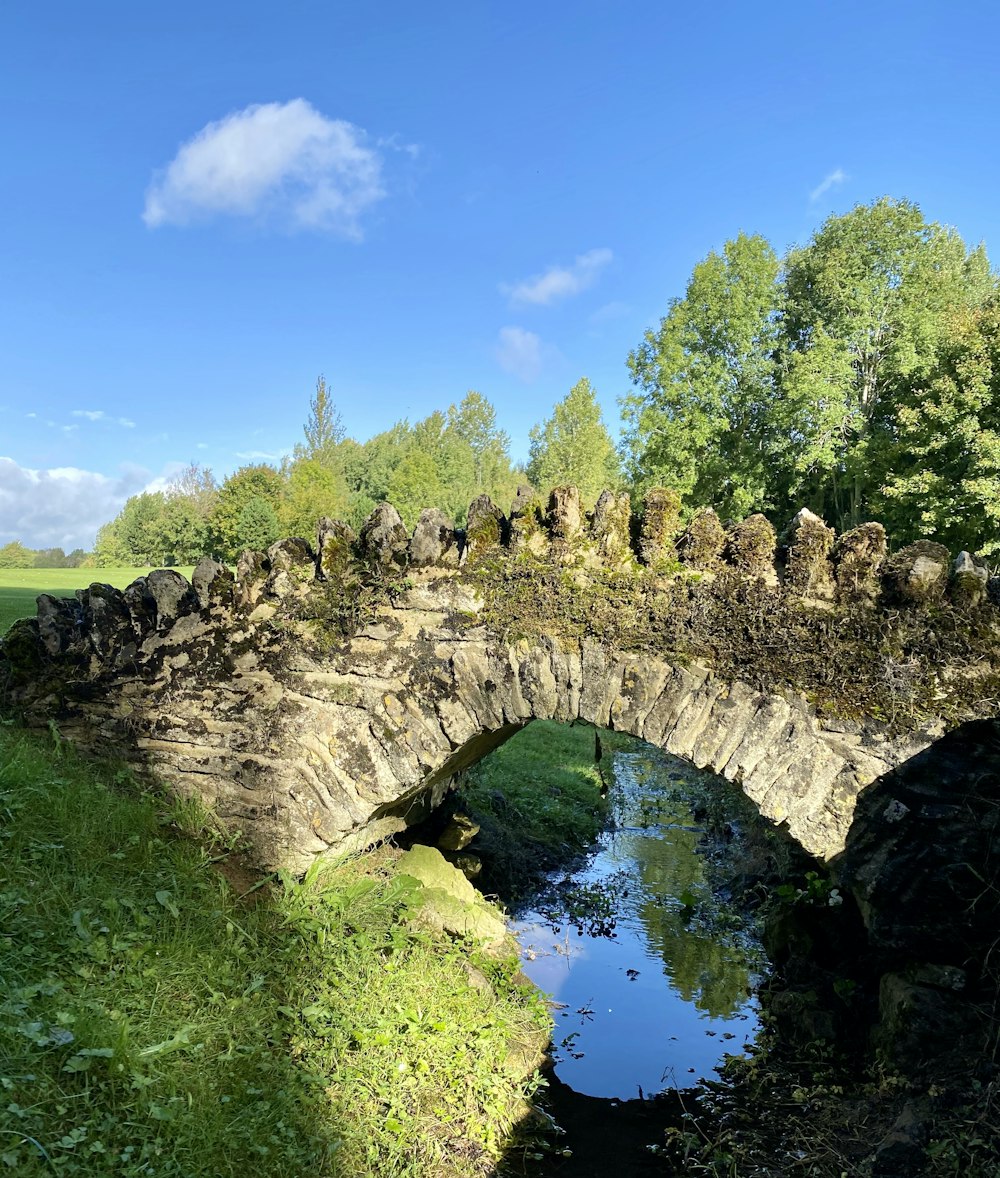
[2,487,998,873]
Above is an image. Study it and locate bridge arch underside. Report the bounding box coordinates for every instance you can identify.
[220,638,917,874]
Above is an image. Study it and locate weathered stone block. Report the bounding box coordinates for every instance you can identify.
[546,485,583,544]
[589,489,632,565]
[410,508,462,567]
[950,550,989,608]
[832,522,887,603]
[36,593,85,657]
[316,518,357,582]
[145,569,198,626]
[638,487,681,568]
[192,557,234,609]
[465,494,506,553]
[781,507,835,597]
[676,508,726,571]
[358,502,409,570]
[882,540,951,605]
[725,514,777,576]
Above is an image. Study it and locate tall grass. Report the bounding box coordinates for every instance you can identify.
[0,724,548,1176]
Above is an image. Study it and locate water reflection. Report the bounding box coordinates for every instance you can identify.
[514,745,765,1099]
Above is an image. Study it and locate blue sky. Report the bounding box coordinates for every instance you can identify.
[2,0,999,549]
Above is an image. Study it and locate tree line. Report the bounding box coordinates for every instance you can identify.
[85,381,618,566]
[11,196,1000,569]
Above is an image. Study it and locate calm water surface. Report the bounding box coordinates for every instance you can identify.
[513,745,766,1099]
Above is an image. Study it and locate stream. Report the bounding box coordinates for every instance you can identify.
[511,742,770,1101]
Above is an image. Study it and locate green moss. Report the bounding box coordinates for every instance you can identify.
[725,513,777,573]
[639,487,682,568]
[678,508,726,570]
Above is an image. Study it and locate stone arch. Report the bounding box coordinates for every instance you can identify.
[1,486,995,875]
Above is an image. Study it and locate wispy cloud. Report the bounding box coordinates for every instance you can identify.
[143,99,388,238]
[495,326,544,382]
[810,168,847,203]
[234,448,286,462]
[502,248,613,307]
[71,409,136,428]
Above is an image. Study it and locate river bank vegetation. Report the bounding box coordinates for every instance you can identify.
[0,725,549,1176]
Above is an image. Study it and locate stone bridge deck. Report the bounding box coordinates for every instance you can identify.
[1,486,997,872]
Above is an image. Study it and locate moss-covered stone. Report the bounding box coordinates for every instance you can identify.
[0,617,45,673]
[316,518,358,582]
[782,508,836,597]
[589,489,632,565]
[465,494,505,553]
[832,522,887,604]
[546,485,583,544]
[725,514,777,576]
[883,540,951,605]
[357,502,409,571]
[949,552,989,609]
[398,844,509,949]
[638,487,681,569]
[677,508,726,571]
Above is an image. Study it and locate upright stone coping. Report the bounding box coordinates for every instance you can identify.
[1,486,997,875]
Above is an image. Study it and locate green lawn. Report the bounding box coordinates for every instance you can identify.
[0,568,194,635]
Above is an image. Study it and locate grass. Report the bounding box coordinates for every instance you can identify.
[0,723,549,1176]
[0,569,195,636]
[455,719,613,903]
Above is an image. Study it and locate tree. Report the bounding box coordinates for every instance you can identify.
[781,197,994,526]
[301,375,345,464]
[875,299,1000,552]
[527,378,620,505]
[155,495,210,565]
[0,541,35,568]
[280,457,349,540]
[210,465,283,561]
[167,462,218,520]
[622,233,782,518]
[446,391,511,494]
[236,496,281,553]
[387,450,448,529]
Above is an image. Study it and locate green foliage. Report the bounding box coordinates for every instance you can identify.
[623,233,782,518]
[622,199,1000,549]
[876,298,1000,552]
[300,375,345,464]
[780,197,994,528]
[0,542,35,569]
[235,495,281,553]
[527,378,620,507]
[279,457,348,542]
[0,725,549,1177]
[210,464,283,561]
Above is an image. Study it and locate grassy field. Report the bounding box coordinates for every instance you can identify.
[0,568,194,635]
[0,724,548,1176]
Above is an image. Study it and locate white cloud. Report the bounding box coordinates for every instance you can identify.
[495,326,544,382]
[810,168,847,203]
[118,418,136,429]
[234,449,286,462]
[502,248,613,306]
[0,458,156,550]
[143,98,386,238]
[72,409,105,422]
